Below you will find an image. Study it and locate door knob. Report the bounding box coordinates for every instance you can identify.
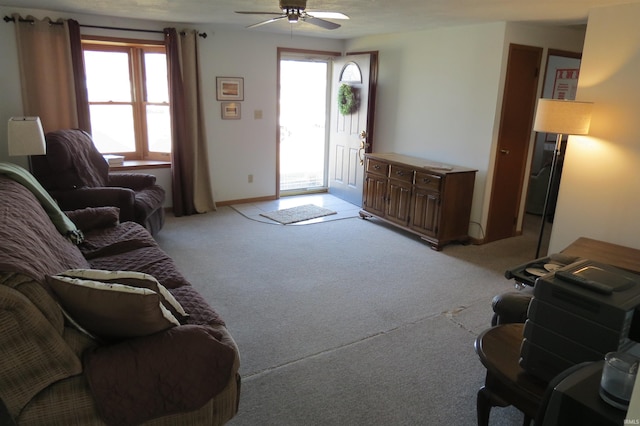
[500,149,510,155]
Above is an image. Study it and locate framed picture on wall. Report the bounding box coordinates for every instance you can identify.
[216,77,244,100]
[221,102,241,119]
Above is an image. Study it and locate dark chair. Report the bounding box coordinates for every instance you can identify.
[31,129,165,235]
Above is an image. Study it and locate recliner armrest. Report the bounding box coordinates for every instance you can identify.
[108,173,157,191]
[51,188,136,222]
[491,291,533,326]
[83,324,236,425]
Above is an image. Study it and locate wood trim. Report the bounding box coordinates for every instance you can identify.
[216,195,277,207]
[346,50,379,154]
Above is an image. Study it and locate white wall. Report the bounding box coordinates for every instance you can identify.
[201,29,343,202]
[549,3,640,252]
[346,23,585,239]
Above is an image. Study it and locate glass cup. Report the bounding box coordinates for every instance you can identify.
[599,351,639,410]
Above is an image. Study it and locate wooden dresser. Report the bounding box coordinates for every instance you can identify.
[360,153,477,250]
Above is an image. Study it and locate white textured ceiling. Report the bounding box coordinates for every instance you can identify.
[2,0,638,38]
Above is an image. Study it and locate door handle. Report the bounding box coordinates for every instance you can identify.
[358,130,370,165]
[500,149,510,155]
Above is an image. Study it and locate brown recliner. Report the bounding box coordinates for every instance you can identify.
[31,129,165,235]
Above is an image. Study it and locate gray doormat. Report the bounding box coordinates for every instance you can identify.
[260,204,337,224]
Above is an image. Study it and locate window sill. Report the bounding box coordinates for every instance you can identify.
[109,160,171,171]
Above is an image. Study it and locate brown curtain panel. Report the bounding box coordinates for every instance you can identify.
[67,19,91,133]
[13,14,89,133]
[164,28,216,216]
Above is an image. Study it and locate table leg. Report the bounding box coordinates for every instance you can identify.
[477,386,492,426]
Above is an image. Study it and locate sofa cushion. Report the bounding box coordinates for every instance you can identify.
[47,270,187,340]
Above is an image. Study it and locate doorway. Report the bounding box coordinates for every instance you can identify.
[486,44,543,243]
[278,50,337,195]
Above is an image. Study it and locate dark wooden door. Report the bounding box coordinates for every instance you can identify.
[486,44,542,243]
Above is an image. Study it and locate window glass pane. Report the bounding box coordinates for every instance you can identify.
[84,51,131,102]
[146,105,172,153]
[89,105,136,153]
[145,53,169,103]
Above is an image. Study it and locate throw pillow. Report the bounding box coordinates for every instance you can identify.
[47,269,189,340]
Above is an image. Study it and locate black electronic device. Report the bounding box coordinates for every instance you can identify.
[521,259,640,381]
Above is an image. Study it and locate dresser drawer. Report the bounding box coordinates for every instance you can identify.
[415,171,441,191]
[366,158,389,176]
[389,164,414,183]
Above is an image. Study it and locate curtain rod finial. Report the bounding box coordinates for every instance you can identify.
[4,15,16,23]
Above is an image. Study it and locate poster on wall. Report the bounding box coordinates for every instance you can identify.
[552,69,580,100]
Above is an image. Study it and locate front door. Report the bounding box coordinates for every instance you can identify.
[486,44,542,243]
[328,52,377,206]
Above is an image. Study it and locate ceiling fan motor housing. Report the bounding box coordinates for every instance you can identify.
[280,0,307,12]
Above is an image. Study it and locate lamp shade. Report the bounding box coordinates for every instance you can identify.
[8,116,46,156]
[533,99,594,135]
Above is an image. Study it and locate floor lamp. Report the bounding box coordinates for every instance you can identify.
[533,99,593,258]
[7,116,46,171]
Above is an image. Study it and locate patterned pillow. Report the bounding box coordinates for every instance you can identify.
[47,269,189,341]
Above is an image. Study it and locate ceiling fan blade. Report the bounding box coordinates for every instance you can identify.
[246,16,287,29]
[306,11,349,20]
[235,11,283,16]
[304,16,341,30]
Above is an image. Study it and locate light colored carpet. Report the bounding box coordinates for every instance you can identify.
[156,204,543,425]
[259,204,337,224]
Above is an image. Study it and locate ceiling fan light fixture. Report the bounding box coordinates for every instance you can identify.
[284,8,301,23]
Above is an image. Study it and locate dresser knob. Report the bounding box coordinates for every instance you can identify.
[374,165,380,170]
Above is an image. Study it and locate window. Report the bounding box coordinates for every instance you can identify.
[82,37,171,162]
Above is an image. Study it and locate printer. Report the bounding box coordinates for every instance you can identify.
[520,259,640,382]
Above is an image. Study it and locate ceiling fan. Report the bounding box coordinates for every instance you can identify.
[236,0,349,30]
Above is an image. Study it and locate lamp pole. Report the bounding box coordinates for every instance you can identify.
[535,132,562,258]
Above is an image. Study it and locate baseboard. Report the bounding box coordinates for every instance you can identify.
[216,195,277,207]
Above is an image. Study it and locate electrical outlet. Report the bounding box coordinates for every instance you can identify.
[248,174,253,183]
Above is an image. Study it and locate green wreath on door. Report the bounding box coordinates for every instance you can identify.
[338,84,357,115]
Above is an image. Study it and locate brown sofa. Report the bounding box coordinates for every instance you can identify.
[30,129,166,236]
[0,166,240,425]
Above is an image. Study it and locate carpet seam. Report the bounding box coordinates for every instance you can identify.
[240,311,456,381]
[229,205,359,226]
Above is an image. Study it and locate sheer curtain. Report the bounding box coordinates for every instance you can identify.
[164,28,216,216]
[12,14,90,133]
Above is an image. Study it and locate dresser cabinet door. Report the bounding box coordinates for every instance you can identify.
[363,173,387,217]
[410,187,440,237]
[386,179,413,226]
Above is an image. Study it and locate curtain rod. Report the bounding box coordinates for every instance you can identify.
[3,15,207,38]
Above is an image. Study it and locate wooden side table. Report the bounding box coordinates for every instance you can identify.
[474,323,548,426]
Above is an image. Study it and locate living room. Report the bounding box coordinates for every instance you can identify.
[2,1,640,424]
[2,3,639,253]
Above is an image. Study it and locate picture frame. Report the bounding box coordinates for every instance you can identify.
[221,102,241,120]
[216,77,244,101]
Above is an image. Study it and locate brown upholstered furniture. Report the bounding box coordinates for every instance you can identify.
[31,129,165,235]
[0,169,240,425]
